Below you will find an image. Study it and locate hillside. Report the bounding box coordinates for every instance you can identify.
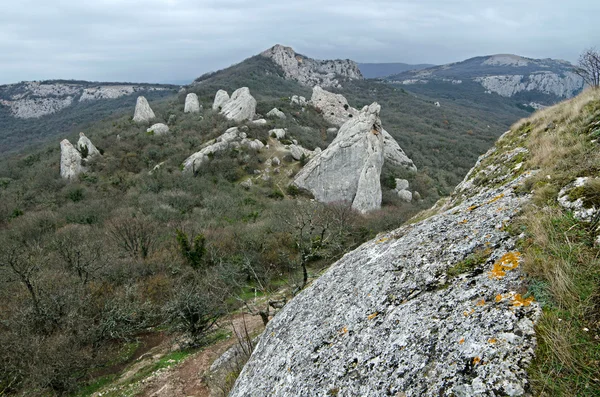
[358,62,435,78]
[231,89,600,396]
[385,54,584,109]
[0,80,177,153]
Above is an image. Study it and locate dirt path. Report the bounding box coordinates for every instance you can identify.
[136,313,265,397]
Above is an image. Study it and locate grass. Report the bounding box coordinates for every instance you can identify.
[500,88,600,396]
[447,247,492,279]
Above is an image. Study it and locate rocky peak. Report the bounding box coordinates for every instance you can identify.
[261,44,363,88]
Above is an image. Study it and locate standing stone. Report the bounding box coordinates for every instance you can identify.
[212,89,230,111]
[60,139,83,180]
[132,96,155,123]
[293,103,384,213]
[77,132,100,158]
[220,87,257,122]
[184,93,201,113]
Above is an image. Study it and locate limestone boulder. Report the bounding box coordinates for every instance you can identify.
[132,96,155,123]
[147,123,170,136]
[382,129,417,171]
[60,139,84,180]
[267,108,286,119]
[252,119,267,125]
[270,128,287,140]
[291,95,307,106]
[184,93,201,113]
[311,85,358,126]
[220,87,256,122]
[77,132,100,158]
[397,189,413,202]
[395,178,410,191]
[212,89,229,111]
[293,103,384,213]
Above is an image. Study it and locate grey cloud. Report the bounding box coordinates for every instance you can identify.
[0,0,598,84]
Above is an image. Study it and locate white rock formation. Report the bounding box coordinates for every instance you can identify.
[77,132,100,158]
[132,96,155,123]
[291,95,307,106]
[60,139,84,180]
[212,89,230,110]
[147,123,170,136]
[252,119,267,125]
[395,179,409,191]
[184,93,201,113]
[397,189,413,202]
[311,86,416,171]
[219,87,257,122]
[1,97,74,119]
[293,103,384,213]
[270,128,287,140]
[182,127,264,173]
[475,72,583,98]
[261,44,363,88]
[266,108,286,119]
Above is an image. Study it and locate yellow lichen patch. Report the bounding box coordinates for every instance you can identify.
[459,219,468,224]
[495,294,505,302]
[467,205,480,212]
[488,251,521,279]
[376,237,389,244]
[367,312,379,321]
[459,338,465,344]
[488,338,498,344]
[463,308,475,317]
[486,193,505,205]
[496,207,506,212]
[340,327,348,335]
[476,299,486,307]
[473,357,482,365]
[511,294,535,307]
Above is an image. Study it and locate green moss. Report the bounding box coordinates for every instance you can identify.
[447,248,492,279]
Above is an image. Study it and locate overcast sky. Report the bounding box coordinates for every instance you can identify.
[1,0,598,85]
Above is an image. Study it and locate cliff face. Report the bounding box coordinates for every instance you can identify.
[0,81,171,119]
[261,44,363,88]
[231,110,547,395]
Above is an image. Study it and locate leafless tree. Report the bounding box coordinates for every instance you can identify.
[53,224,106,285]
[575,47,600,88]
[106,213,157,259]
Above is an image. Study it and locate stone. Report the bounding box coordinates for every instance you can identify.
[132,96,155,123]
[293,103,384,213]
[77,132,100,158]
[288,144,306,161]
[266,108,286,119]
[311,85,359,126]
[291,95,307,106]
[230,135,541,396]
[184,93,201,113]
[326,127,338,136]
[252,119,267,125]
[212,89,229,110]
[147,123,170,136]
[240,179,253,189]
[434,101,441,107]
[60,139,84,180]
[272,156,281,166]
[220,87,257,122]
[382,129,417,171]
[242,138,264,151]
[397,189,413,202]
[261,44,363,88]
[270,128,287,140]
[558,177,598,222]
[413,191,422,201]
[395,178,410,191]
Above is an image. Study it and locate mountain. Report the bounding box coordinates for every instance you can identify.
[358,62,435,78]
[230,88,600,397]
[385,54,584,108]
[0,80,177,153]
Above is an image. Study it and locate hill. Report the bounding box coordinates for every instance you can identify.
[0,80,177,154]
[231,88,600,396]
[358,62,435,78]
[385,54,584,109]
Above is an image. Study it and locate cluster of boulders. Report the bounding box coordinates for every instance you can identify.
[393,178,421,202]
[60,132,101,180]
[211,87,257,122]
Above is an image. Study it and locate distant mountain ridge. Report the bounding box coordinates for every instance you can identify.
[385,54,584,104]
[358,62,435,79]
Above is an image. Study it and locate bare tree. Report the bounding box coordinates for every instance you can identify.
[106,213,157,259]
[53,224,105,285]
[575,47,600,88]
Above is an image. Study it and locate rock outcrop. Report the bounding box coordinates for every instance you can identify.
[132,96,155,123]
[60,140,84,180]
[291,95,307,106]
[147,123,170,136]
[261,45,363,88]
[231,126,542,396]
[267,108,286,119]
[182,127,264,173]
[212,89,230,111]
[311,86,416,171]
[77,132,100,157]
[218,87,257,122]
[184,93,201,113]
[293,103,384,213]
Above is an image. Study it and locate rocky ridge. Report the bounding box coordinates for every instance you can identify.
[231,122,543,395]
[0,81,170,119]
[261,44,363,88]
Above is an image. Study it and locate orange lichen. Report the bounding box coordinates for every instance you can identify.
[476,299,486,307]
[340,327,348,334]
[463,308,475,317]
[459,219,468,224]
[488,252,521,279]
[367,312,379,321]
[486,193,505,205]
[512,294,535,307]
[459,338,465,344]
[488,338,498,344]
[376,237,389,244]
[467,205,480,212]
[495,294,504,302]
[473,357,482,365]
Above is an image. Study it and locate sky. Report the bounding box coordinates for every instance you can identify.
[1,0,598,85]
